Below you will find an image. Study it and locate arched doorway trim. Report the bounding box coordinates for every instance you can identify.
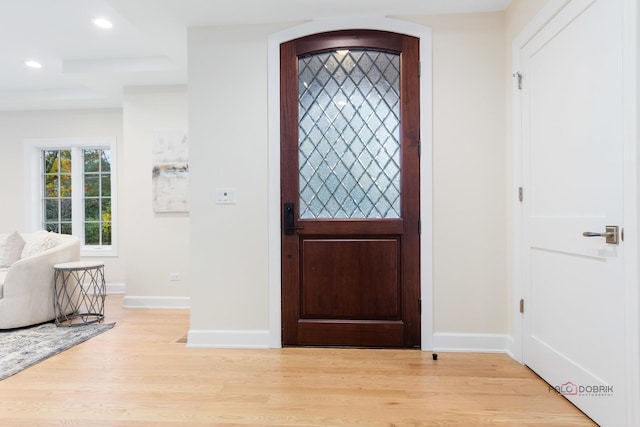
[266,17,433,349]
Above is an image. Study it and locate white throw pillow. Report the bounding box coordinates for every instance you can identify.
[20,230,59,259]
[0,231,26,267]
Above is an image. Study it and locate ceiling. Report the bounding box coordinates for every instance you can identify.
[0,0,511,111]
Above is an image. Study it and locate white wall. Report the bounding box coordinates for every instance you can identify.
[188,14,510,348]
[121,86,190,307]
[402,12,507,337]
[188,24,288,338]
[0,109,125,283]
[637,0,640,396]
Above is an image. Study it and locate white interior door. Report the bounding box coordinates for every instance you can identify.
[521,0,627,425]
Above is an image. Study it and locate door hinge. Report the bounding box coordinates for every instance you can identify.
[518,187,523,202]
[417,140,421,158]
[418,61,421,78]
[513,72,523,90]
[519,299,524,314]
[419,298,422,314]
[418,219,422,235]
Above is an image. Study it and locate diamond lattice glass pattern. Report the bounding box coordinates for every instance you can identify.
[298,49,401,219]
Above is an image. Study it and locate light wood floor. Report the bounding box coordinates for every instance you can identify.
[0,295,595,426]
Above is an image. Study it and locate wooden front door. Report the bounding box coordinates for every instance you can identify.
[281,30,420,347]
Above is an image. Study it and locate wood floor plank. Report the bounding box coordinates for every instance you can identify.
[0,295,596,426]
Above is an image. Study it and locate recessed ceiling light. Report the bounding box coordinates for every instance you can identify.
[24,60,42,69]
[92,17,113,29]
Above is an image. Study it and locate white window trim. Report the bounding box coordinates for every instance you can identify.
[23,137,118,257]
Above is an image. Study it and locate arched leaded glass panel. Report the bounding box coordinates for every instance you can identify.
[298,49,401,219]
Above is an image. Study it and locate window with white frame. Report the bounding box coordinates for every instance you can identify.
[24,138,117,256]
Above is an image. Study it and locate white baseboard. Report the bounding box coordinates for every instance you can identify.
[106,282,125,294]
[187,329,271,349]
[433,332,509,353]
[505,335,521,362]
[185,331,508,351]
[123,296,190,309]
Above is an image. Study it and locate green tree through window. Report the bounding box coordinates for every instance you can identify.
[83,149,112,245]
[43,150,72,234]
[42,148,112,246]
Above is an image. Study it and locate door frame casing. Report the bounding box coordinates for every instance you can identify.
[267,17,434,350]
[511,0,639,424]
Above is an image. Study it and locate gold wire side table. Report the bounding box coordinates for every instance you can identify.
[54,261,106,327]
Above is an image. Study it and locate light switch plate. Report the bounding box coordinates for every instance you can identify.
[215,188,237,204]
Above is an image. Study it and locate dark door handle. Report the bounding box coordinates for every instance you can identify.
[284,203,304,235]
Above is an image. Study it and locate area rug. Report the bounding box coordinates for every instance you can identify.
[0,322,115,381]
